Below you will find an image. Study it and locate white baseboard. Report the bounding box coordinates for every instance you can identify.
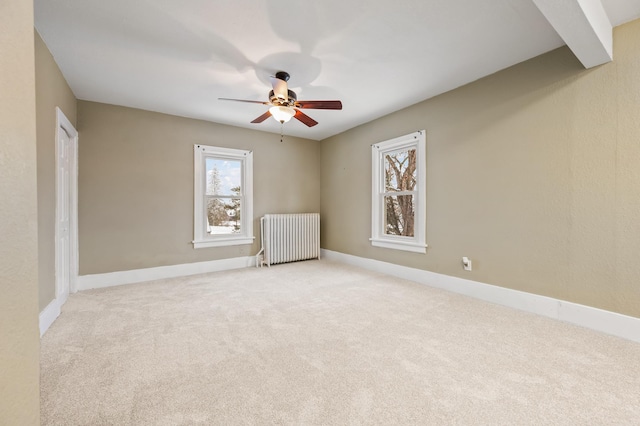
[321,249,640,343]
[39,299,61,337]
[77,256,256,291]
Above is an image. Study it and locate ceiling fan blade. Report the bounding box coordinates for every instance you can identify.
[294,109,318,127]
[219,98,269,105]
[251,110,272,124]
[270,77,288,102]
[294,100,343,110]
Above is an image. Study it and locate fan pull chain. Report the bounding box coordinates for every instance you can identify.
[280,122,284,143]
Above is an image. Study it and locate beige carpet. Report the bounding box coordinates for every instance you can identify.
[41,260,640,425]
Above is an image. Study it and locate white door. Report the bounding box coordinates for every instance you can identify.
[56,126,71,304]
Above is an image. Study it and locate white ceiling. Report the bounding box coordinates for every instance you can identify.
[34,0,640,141]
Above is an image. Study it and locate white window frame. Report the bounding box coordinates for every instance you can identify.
[193,144,254,248]
[370,130,427,253]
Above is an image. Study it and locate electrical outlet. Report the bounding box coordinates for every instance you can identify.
[462,257,472,271]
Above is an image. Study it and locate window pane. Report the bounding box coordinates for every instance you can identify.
[206,158,241,196]
[384,194,415,236]
[384,149,417,192]
[207,197,241,234]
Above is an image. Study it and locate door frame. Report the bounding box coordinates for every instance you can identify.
[55,107,79,300]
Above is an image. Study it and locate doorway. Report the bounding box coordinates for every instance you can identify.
[55,107,78,304]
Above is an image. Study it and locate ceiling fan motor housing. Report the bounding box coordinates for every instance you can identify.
[269,89,297,106]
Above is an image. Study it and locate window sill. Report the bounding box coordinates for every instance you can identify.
[192,236,255,249]
[370,238,427,254]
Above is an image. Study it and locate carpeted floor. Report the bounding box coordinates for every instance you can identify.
[41,260,640,425]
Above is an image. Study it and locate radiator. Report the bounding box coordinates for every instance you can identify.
[257,213,320,267]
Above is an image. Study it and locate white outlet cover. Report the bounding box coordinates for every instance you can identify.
[462,257,472,271]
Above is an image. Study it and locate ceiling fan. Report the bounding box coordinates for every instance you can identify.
[219,71,342,128]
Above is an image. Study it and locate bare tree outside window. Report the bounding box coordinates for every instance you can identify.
[205,159,242,235]
[225,186,241,232]
[207,167,229,228]
[384,148,416,237]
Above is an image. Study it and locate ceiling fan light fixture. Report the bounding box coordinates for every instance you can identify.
[269,105,295,123]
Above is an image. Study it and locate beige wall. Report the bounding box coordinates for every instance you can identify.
[77,101,320,274]
[321,20,640,319]
[0,0,40,423]
[35,30,77,311]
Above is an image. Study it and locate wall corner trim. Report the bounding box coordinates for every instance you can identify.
[76,256,256,291]
[321,249,640,344]
[39,299,61,337]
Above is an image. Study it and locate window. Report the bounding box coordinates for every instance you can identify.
[193,144,253,248]
[371,130,426,253]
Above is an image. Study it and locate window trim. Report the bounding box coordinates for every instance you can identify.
[193,144,254,249]
[370,130,427,253]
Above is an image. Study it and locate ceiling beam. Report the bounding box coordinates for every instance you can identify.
[532,0,612,68]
